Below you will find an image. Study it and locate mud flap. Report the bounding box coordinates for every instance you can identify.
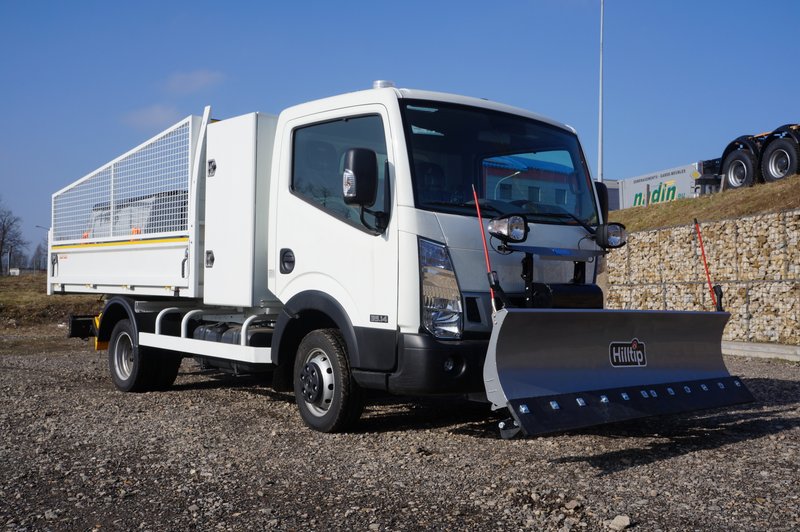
[484,308,754,437]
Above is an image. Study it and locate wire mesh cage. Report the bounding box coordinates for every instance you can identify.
[52,117,196,243]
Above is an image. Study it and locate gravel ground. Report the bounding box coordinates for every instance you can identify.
[1,324,799,531]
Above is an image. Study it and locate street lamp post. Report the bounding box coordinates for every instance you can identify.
[597,0,604,183]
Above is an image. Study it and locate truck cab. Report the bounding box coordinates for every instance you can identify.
[266,84,606,404]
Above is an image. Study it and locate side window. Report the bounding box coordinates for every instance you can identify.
[292,115,388,224]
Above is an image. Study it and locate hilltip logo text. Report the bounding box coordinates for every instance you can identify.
[609,338,647,367]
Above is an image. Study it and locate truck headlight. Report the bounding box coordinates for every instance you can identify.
[418,238,462,339]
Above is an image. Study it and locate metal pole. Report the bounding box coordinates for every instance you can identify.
[597,0,604,182]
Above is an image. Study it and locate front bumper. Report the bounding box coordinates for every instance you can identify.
[386,333,488,395]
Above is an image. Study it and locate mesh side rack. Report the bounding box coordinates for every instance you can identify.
[52,116,198,244]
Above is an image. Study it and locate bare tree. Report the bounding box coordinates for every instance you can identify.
[10,248,28,270]
[30,238,48,271]
[0,196,29,274]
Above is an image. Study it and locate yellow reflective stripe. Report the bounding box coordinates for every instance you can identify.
[52,236,189,250]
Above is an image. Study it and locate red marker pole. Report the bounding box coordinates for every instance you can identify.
[472,185,496,314]
[694,218,718,309]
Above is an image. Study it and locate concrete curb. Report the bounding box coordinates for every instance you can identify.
[722,341,800,363]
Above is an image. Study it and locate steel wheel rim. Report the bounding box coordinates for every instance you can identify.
[768,149,790,178]
[726,160,746,187]
[299,348,335,417]
[114,331,134,380]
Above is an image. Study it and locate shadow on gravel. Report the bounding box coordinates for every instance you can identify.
[166,369,800,446]
[171,369,295,403]
[356,395,502,436]
[553,376,800,475]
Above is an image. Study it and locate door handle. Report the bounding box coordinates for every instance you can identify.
[280,248,295,274]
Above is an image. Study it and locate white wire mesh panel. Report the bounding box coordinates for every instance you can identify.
[52,167,112,241]
[52,118,193,244]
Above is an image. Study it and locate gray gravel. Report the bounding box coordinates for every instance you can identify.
[1,324,799,531]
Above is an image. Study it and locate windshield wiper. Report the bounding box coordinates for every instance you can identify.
[530,211,595,234]
[423,201,505,215]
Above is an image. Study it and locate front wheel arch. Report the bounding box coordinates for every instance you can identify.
[272,290,361,368]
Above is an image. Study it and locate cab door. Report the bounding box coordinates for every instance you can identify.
[273,105,398,371]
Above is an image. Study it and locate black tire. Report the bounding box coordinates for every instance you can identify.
[760,138,799,182]
[108,319,182,392]
[721,150,758,189]
[293,329,363,433]
[148,349,183,390]
[108,319,152,392]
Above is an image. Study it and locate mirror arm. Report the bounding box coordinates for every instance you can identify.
[361,159,392,234]
[361,206,388,234]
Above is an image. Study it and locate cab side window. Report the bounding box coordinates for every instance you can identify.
[292,115,388,224]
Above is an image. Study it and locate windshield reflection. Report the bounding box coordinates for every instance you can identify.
[401,100,598,226]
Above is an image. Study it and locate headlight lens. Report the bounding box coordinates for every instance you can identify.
[418,238,462,339]
[487,215,529,243]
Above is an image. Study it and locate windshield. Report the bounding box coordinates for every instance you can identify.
[401,100,599,226]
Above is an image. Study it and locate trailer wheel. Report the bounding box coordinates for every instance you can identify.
[108,319,152,392]
[293,329,363,433]
[760,138,799,182]
[721,150,757,188]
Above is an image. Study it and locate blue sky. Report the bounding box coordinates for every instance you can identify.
[2,0,799,251]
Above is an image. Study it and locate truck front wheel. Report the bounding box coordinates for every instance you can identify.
[722,150,757,188]
[293,329,363,433]
[761,138,799,182]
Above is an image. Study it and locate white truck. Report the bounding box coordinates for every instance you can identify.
[48,82,752,437]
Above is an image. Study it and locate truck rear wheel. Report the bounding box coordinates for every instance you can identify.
[722,150,757,188]
[148,349,183,390]
[108,319,152,392]
[761,138,799,182]
[108,319,182,392]
[293,329,363,433]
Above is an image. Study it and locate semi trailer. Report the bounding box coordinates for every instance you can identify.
[716,123,800,189]
[611,124,799,210]
[48,82,752,437]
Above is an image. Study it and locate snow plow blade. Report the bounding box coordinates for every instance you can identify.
[484,308,753,438]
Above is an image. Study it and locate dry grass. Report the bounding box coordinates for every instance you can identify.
[0,273,101,326]
[609,174,800,232]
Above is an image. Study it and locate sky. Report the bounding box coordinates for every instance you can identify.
[2,0,799,252]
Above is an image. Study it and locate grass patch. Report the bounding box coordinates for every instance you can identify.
[0,273,101,326]
[609,174,800,232]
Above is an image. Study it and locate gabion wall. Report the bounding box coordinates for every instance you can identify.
[606,209,800,345]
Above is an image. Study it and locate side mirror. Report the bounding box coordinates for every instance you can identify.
[594,181,609,223]
[343,148,378,206]
[595,222,627,249]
